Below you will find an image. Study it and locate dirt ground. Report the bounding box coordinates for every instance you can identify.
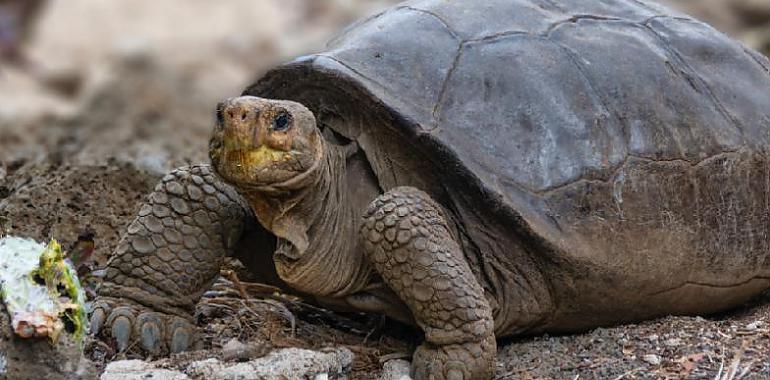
[1,1,770,379]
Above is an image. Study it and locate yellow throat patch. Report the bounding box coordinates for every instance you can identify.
[246,145,290,165]
[220,144,290,168]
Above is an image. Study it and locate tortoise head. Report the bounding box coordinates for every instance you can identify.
[209,96,324,188]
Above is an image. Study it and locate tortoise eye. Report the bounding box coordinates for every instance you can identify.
[272,112,291,132]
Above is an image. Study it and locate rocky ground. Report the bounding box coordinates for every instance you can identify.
[1,0,770,379]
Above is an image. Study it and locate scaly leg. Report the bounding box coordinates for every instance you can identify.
[90,164,253,355]
[361,187,496,380]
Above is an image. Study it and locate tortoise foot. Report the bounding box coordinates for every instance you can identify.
[361,187,498,380]
[412,335,496,380]
[91,297,198,356]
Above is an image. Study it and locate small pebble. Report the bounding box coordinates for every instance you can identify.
[664,338,681,346]
[221,338,269,362]
[745,321,762,330]
[643,354,661,366]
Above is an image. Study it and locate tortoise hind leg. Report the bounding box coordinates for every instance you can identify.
[361,187,496,380]
[91,165,252,355]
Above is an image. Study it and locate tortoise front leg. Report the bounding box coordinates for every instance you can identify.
[361,187,496,380]
[90,165,253,355]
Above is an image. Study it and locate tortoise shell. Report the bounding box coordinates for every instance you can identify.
[247,0,770,332]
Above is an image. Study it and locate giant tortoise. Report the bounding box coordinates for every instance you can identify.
[90,0,770,378]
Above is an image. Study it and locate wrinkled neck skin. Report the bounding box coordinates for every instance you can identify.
[240,140,373,298]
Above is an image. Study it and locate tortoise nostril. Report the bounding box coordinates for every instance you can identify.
[241,112,247,121]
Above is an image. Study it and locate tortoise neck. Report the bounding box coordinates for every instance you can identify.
[243,141,372,297]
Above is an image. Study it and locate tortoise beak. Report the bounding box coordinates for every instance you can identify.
[212,97,290,169]
[217,97,264,149]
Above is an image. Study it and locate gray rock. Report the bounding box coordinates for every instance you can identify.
[101,347,353,380]
[379,359,412,380]
[220,338,269,362]
[99,360,190,380]
[187,347,353,380]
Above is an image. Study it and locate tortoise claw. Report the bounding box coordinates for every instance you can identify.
[90,297,197,356]
[90,307,106,335]
[111,316,132,352]
[169,319,193,354]
[137,313,163,355]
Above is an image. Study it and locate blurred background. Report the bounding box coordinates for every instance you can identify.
[0,0,399,170]
[0,0,767,171]
[0,0,768,268]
